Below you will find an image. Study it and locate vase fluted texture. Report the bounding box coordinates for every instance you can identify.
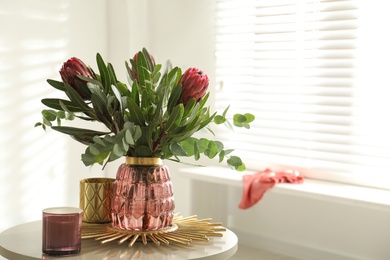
[110,157,175,231]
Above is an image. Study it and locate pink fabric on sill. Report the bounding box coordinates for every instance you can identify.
[238,168,304,209]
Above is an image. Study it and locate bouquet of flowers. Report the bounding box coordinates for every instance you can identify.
[35,48,254,171]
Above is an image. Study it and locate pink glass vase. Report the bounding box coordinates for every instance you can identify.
[110,157,175,231]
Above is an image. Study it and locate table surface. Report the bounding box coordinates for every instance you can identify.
[0,220,238,260]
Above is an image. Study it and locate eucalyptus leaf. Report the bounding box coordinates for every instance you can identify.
[214,115,226,125]
[125,129,135,144]
[93,136,106,146]
[205,141,219,159]
[170,143,188,157]
[196,138,209,153]
[42,110,57,121]
[113,143,124,157]
[244,113,255,123]
[89,144,101,156]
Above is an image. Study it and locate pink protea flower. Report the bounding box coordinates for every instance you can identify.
[178,68,209,105]
[60,57,95,100]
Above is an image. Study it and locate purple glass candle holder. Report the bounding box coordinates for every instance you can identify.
[42,207,83,255]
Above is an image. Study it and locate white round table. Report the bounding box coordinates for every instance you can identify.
[0,220,238,259]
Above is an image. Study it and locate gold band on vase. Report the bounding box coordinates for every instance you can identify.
[125,157,162,166]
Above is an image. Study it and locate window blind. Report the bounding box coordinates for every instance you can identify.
[215,0,390,189]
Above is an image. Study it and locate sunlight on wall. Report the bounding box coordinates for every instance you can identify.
[0,1,70,230]
[0,0,108,231]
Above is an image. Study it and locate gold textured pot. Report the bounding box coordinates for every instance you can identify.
[79,178,115,223]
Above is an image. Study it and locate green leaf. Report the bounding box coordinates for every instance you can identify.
[214,115,226,124]
[90,92,113,128]
[179,137,197,156]
[96,53,111,91]
[43,118,52,127]
[52,126,109,144]
[219,150,225,163]
[227,156,246,171]
[125,60,134,82]
[198,92,210,109]
[47,79,66,91]
[165,104,184,132]
[199,111,216,130]
[78,75,103,89]
[222,105,230,118]
[41,98,86,112]
[89,144,101,156]
[214,141,224,150]
[122,137,129,151]
[142,48,155,72]
[93,136,105,146]
[42,110,57,121]
[113,143,124,157]
[131,81,140,106]
[167,84,182,114]
[244,113,255,123]
[135,51,148,86]
[182,98,196,118]
[52,126,108,136]
[81,151,97,166]
[139,66,152,90]
[152,64,162,77]
[125,129,135,144]
[127,98,146,126]
[170,143,188,157]
[233,114,247,123]
[237,163,246,171]
[113,81,130,96]
[63,83,91,111]
[137,145,152,157]
[180,102,200,127]
[151,64,162,85]
[57,111,66,119]
[224,149,234,155]
[196,138,209,153]
[167,67,181,86]
[233,113,255,128]
[65,112,75,120]
[204,141,219,159]
[107,150,121,163]
[107,63,118,82]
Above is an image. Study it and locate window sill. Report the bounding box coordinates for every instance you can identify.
[179,166,390,209]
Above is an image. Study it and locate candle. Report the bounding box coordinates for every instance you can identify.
[42,207,82,255]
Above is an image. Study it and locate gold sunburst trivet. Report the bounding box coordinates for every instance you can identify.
[82,214,226,247]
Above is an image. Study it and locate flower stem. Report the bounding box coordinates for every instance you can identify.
[152,130,166,152]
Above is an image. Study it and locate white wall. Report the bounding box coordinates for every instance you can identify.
[0,0,108,231]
